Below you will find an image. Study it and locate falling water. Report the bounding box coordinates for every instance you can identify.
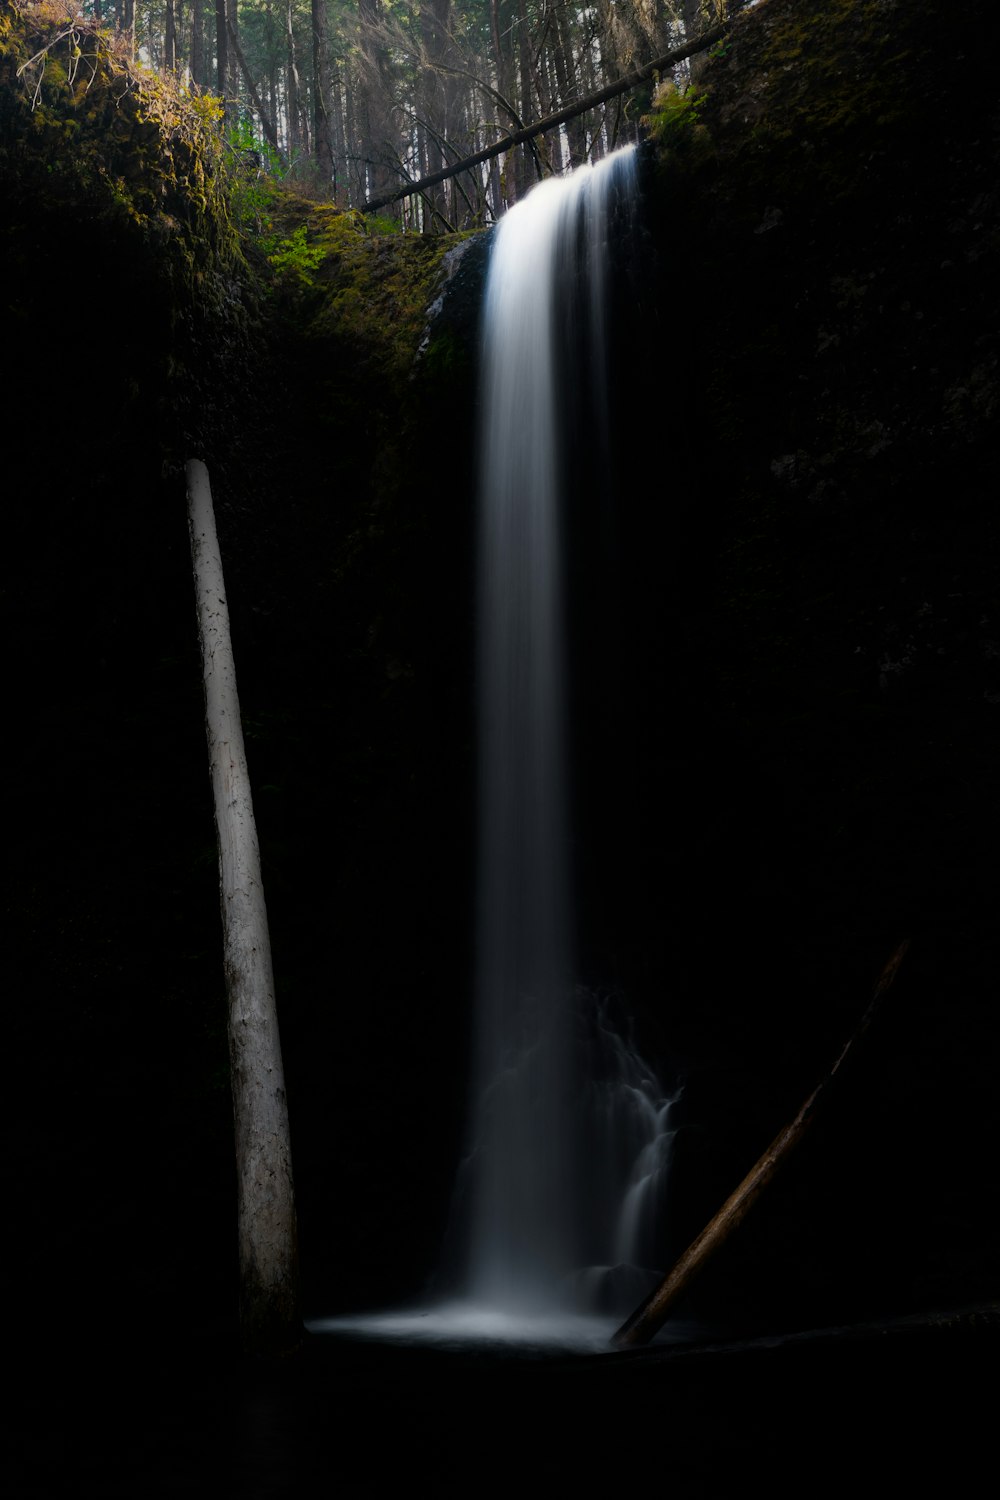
[308,151,679,1352]
[452,147,677,1323]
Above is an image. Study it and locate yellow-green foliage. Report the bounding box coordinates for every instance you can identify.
[259,186,461,392]
[642,82,712,159]
[266,223,327,287]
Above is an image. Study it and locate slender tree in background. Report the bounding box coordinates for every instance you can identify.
[118,0,136,55]
[215,0,228,99]
[164,0,177,70]
[285,0,305,158]
[228,15,282,156]
[190,0,205,87]
[311,0,334,193]
[356,0,394,200]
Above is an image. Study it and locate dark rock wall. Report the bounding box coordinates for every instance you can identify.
[4,0,997,1345]
[627,0,1000,1329]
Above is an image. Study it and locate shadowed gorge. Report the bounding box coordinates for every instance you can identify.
[3,0,999,1485]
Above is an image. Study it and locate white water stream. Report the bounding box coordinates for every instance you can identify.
[314,151,677,1349]
[454,147,677,1324]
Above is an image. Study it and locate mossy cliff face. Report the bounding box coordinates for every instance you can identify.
[0,6,233,244]
[0,2,252,461]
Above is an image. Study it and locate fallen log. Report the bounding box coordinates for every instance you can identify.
[611,940,911,1349]
[361,20,732,214]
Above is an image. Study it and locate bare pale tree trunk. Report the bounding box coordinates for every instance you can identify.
[344,66,360,203]
[186,460,300,1356]
[488,150,503,220]
[330,63,348,203]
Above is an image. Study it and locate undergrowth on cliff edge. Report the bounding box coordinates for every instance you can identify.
[0,2,442,453]
[0,2,242,278]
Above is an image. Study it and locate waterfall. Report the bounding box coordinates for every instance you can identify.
[454,147,677,1321]
[308,150,679,1350]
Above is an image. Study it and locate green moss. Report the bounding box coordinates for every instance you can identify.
[650,0,942,204]
[642,82,713,160]
[0,6,242,288]
[422,327,464,380]
[0,5,266,479]
[252,184,460,394]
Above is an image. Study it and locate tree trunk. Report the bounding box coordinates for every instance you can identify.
[120,0,136,57]
[165,0,178,72]
[312,0,335,194]
[357,0,394,200]
[420,0,451,227]
[513,0,535,196]
[612,940,911,1349]
[215,0,229,103]
[190,0,205,89]
[344,66,360,203]
[552,11,586,167]
[489,0,514,205]
[285,0,303,156]
[228,18,283,160]
[330,63,348,203]
[186,460,300,1356]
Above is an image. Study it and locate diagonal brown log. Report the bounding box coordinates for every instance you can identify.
[612,940,912,1349]
[361,20,732,214]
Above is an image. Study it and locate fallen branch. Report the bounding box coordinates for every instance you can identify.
[16,25,95,110]
[362,19,731,213]
[611,939,911,1350]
